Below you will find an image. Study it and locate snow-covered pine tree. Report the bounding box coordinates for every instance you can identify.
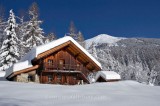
[22,2,44,52]
[77,31,85,48]
[67,21,86,48]
[0,19,6,47]
[68,21,78,40]
[45,32,57,43]
[16,15,28,58]
[0,9,19,71]
[0,5,6,47]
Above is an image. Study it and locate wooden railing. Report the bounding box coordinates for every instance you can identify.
[43,63,90,76]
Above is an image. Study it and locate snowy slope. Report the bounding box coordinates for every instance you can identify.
[85,35,160,85]
[85,34,125,49]
[0,81,160,106]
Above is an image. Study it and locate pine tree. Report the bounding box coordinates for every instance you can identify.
[0,10,19,71]
[22,2,44,52]
[89,42,97,59]
[67,21,86,47]
[16,14,28,58]
[68,21,78,40]
[0,5,6,47]
[45,32,57,43]
[77,31,85,48]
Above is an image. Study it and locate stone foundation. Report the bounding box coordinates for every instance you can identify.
[16,73,40,83]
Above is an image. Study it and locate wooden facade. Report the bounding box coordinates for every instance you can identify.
[8,40,101,85]
[39,49,91,84]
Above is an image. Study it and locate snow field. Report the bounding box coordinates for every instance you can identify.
[0,81,160,106]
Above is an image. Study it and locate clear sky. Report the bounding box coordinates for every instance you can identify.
[1,0,160,39]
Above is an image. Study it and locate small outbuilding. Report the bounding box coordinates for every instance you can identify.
[95,71,121,82]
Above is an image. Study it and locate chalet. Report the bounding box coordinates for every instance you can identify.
[95,71,121,82]
[5,36,102,85]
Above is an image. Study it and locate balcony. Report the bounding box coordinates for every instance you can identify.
[43,63,90,76]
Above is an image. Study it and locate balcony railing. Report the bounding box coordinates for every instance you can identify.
[43,63,90,76]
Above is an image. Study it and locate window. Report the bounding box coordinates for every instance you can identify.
[59,59,65,65]
[28,75,34,82]
[77,63,80,67]
[59,59,65,69]
[57,73,62,79]
[76,63,80,70]
[73,76,76,80]
[48,59,53,65]
[48,75,53,82]
[47,59,54,70]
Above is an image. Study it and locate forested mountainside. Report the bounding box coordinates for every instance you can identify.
[86,34,160,85]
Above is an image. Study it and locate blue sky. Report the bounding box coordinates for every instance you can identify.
[1,0,160,39]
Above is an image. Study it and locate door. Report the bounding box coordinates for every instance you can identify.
[56,73,62,84]
[62,74,68,84]
[59,59,65,70]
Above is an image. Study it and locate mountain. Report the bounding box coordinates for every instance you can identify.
[85,34,125,49]
[85,34,160,86]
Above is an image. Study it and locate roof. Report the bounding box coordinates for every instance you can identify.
[95,71,121,81]
[7,65,39,79]
[5,36,102,78]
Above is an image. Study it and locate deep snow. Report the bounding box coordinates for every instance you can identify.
[0,81,160,106]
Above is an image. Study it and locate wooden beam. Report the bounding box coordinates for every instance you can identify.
[67,45,79,55]
[65,47,76,58]
[63,45,70,50]
[91,66,95,71]
[84,62,89,66]
[75,53,80,58]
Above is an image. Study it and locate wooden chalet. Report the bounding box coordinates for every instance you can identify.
[6,36,102,85]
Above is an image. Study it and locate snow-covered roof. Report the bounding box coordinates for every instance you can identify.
[5,36,102,78]
[95,71,121,81]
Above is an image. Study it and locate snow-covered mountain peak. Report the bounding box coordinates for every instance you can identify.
[85,34,125,49]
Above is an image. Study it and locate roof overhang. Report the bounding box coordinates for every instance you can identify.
[7,65,39,79]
